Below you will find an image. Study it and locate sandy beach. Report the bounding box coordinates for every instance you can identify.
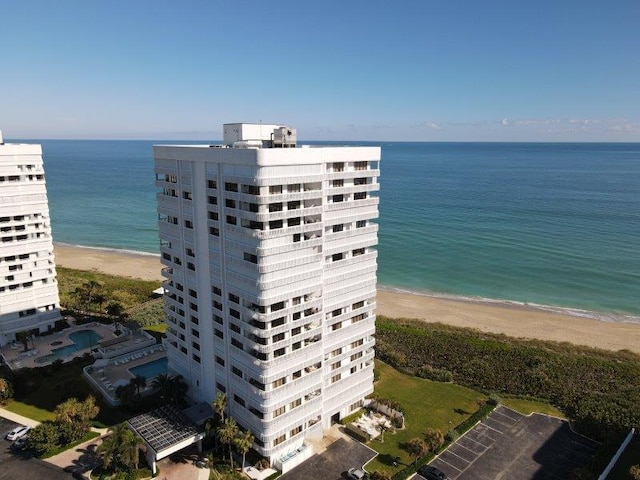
[54,244,640,354]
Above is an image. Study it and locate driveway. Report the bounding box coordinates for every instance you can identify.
[415,406,598,480]
[280,437,377,480]
[0,417,69,480]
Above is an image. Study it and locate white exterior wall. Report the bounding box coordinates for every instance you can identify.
[0,140,62,346]
[154,137,380,463]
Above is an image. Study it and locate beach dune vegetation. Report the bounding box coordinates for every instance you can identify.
[375,316,640,443]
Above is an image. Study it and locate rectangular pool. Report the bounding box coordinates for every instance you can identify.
[128,357,168,380]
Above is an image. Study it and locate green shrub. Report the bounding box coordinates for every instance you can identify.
[345,423,372,442]
[340,408,365,425]
[445,429,460,442]
[415,364,453,382]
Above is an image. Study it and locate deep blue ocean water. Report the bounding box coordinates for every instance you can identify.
[25,139,640,319]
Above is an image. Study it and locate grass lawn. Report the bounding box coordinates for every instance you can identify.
[365,361,486,475]
[501,397,565,418]
[5,356,128,427]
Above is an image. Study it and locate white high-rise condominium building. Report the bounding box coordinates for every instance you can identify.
[153,123,380,462]
[0,131,61,346]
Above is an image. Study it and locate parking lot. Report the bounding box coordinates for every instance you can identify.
[0,417,69,480]
[416,406,598,480]
[280,437,377,480]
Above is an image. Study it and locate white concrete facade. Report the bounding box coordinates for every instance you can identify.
[0,133,62,346]
[153,124,380,463]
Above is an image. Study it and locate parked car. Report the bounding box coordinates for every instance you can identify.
[13,436,28,449]
[347,467,367,480]
[418,465,448,480]
[6,425,31,441]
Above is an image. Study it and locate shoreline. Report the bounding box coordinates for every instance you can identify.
[53,243,640,354]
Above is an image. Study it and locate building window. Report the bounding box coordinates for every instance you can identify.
[208,180,217,189]
[331,373,341,383]
[229,293,239,303]
[273,406,286,418]
[232,366,243,378]
[225,182,238,192]
[208,211,219,221]
[352,248,365,256]
[272,377,286,388]
[215,356,225,366]
[244,252,258,264]
[332,224,344,233]
[208,196,217,205]
[273,434,286,446]
[234,395,245,407]
[332,194,344,203]
[214,329,223,339]
[274,347,286,358]
[354,161,367,171]
[292,370,302,379]
[272,332,285,343]
[356,220,366,228]
[183,191,193,200]
[331,322,342,331]
[231,338,243,350]
[290,425,302,436]
[185,220,193,229]
[226,216,237,225]
[354,192,367,200]
[269,185,282,194]
[331,179,343,188]
[209,227,219,236]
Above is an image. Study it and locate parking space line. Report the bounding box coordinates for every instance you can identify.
[434,456,463,472]
[445,448,473,465]
[479,420,505,435]
[483,416,515,432]
[493,409,521,425]
[459,434,492,449]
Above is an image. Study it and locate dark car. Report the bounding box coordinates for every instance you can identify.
[418,465,448,480]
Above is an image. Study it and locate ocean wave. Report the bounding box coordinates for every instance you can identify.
[54,242,160,258]
[377,285,640,325]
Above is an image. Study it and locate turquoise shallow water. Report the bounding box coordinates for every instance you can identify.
[22,139,640,319]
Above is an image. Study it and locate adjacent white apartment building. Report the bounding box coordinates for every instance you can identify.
[0,131,61,347]
[153,123,380,463]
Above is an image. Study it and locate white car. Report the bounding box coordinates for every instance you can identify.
[347,468,367,480]
[6,425,31,441]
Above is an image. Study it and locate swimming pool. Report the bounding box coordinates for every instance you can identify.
[34,330,102,364]
[128,357,169,380]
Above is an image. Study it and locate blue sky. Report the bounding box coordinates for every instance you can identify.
[1,0,639,141]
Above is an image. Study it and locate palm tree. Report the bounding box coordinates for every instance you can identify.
[98,430,120,472]
[213,392,227,422]
[131,375,147,396]
[405,437,428,466]
[376,419,390,443]
[93,292,107,313]
[152,373,171,400]
[168,375,188,406]
[217,418,239,469]
[120,428,144,470]
[233,429,254,469]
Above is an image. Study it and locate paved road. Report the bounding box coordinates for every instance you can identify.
[0,417,70,480]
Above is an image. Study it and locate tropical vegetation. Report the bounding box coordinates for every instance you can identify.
[97,422,147,478]
[27,396,99,457]
[376,316,640,442]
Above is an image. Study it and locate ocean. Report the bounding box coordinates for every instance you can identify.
[26,139,640,320]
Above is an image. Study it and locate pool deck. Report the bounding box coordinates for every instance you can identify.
[0,321,120,370]
[83,345,168,406]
